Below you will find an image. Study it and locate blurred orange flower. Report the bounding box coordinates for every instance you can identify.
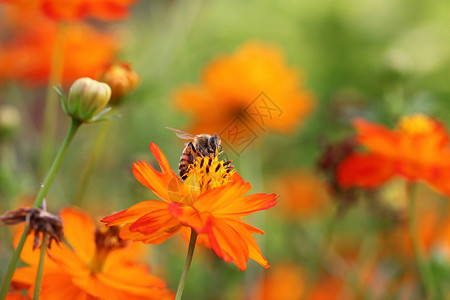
[2,0,136,22]
[174,42,313,135]
[98,62,140,105]
[248,263,304,300]
[102,143,278,271]
[12,207,172,299]
[392,206,450,259]
[337,114,450,195]
[272,171,330,219]
[0,22,117,86]
[248,264,348,300]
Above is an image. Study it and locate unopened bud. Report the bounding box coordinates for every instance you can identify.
[0,104,21,140]
[67,77,111,122]
[98,63,140,105]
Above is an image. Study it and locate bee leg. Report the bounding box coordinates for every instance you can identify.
[196,145,209,158]
[202,148,210,157]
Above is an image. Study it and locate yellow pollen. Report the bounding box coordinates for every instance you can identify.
[184,156,235,195]
[397,114,434,135]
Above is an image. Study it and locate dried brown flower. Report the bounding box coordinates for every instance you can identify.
[317,137,359,211]
[0,207,63,249]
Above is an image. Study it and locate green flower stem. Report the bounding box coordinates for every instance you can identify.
[175,229,198,300]
[33,233,48,300]
[301,206,338,300]
[0,119,81,300]
[0,224,29,300]
[73,116,113,206]
[39,22,67,176]
[406,182,441,300]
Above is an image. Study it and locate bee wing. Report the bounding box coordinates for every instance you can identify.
[165,127,197,140]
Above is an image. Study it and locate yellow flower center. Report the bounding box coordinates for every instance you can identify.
[183,156,235,197]
[397,114,434,135]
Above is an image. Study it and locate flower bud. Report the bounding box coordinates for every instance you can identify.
[0,104,21,140]
[98,63,139,105]
[67,77,112,122]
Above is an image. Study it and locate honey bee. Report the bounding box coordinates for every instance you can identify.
[166,127,224,179]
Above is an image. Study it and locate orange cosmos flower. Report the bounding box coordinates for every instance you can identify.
[11,207,172,299]
[2,0,136,22]
[272,171,330,219]
[102,143,278,271]
[337,114,450,195]
[174,42,313,135]
[0,22,116,86]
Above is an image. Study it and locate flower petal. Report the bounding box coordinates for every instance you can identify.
[214,192,278,218]
[122,207,181,244]
[354,118,399,157]
[194,182,251,213]
[96,264,171,299]
[11,266,35,289]
[132,144,183,202]
[168,203,209,232]
[59,208,96,264]
[202,217,250,271]
[101,200,168,226]
[228,220,269,269]
[39,272,88,300]
[122,222,181,244]
[337,153,396,188]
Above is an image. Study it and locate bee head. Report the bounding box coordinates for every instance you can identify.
[209,134,222,154]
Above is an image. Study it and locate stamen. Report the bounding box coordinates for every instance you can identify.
[397,114,434,135]
[183,155,236,196]
[200,158,204,168]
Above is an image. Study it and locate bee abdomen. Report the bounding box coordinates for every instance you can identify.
[179,152,194,180]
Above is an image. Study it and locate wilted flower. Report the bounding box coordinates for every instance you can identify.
[174,42,313,135]
[317,137,358,210]
[0,207,62,249]
[337,114,450,195]
[63,77,112,122]
[102,143,278,271]
[98,63,140,105]
[11,207,172,299]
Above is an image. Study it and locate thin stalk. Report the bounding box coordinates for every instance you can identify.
[0,119,81,300]
[33,233,48,300]
[406,182,441,300]
[73,119,112,206]
[0,224,28,300]
[39,22,67,176]
[174,229,198,300]
[301,205,338,300]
